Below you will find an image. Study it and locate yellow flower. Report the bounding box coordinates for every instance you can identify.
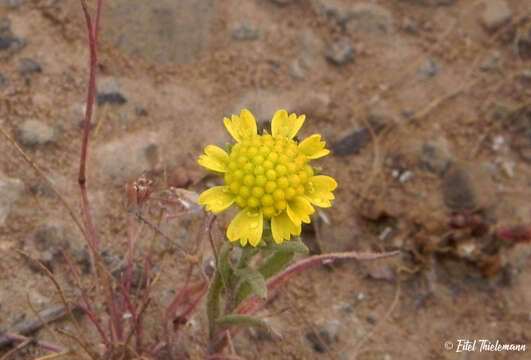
[198,109,337,247]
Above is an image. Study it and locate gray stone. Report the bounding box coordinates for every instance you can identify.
[93,131,161,182]
[19,58,42,75]
[516,29,531,60]
[479,0,512,32]
[325,38,355,66]
[102,0,214,63]
[231,21,259,41]
[0,172,24,226]
[417,59,439,80]
[332,114,388,156]
[305,320,340,353]
[345,3,393,34]
[15,120,58,147]
[0,18,25,61]
[441,164,495,212]
[480,52,501,71]
[97,77,127,105]
[2,0,28,8]
[442,166,476,211]
[418,141,452,176]
[232,89,293,124]
[0,72,6,84]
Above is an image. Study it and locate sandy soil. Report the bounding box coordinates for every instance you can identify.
[1,0,530,359]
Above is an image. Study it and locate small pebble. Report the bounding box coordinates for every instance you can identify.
[398,170,413,183]
[19,58,42,75]
[135,106,148,116]
[491,135,505,152]
[15,119,58,147]
[325,38,355,66]
[231,21,259,41]
[417,59,439,80]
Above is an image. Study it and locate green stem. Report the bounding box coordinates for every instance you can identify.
[206,272,223,339]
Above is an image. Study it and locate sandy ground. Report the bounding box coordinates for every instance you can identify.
[1,0,530,359]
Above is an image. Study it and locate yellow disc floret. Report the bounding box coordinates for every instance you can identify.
[224,134,311,218]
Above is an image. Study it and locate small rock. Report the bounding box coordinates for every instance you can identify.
[97,92,127,105]
[102,0,214,63]
[305,321,340,353]
[0,172,24,226]
[480,51,501,71]
[418,141,452,176]
[332,115,387,156]
[135,106,148,116]
[232,89,293,123]
[19,58,42,75]
[479,0,512,32]
[289,57,307,80]
[15,120,58,147]
[398,170,413,183]
[325,38,355,66]
[31,179,56,198]
[345,3,394,34]
[2,0,28,8]
[231,21,259,41]
[442,164,494,211]
[97,77,127,105]
[93,131,160,182]
[491,135,505,152]
[0,18,25,60]
[417,59,439,80]
[516,29,531,60]
[0,73,6,84]
[293,92,331,119]
[402,17,417,33]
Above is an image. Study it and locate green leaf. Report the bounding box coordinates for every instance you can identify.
[258,251,294,279]
[235,251,294,305]
[265,239,309,254]
[234,268,267,300]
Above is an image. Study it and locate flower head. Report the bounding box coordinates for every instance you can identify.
[198,109,337,247]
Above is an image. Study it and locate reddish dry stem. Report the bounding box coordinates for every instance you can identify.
[61,251,109,344]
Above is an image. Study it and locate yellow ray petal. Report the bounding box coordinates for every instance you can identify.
[305,175,338,208]
[271,211,301,244]
[286,196,315,226]
[223,109,257,142]
[198,145,229,172]
[227,208,264,247]
[299,134,330,159]
[271,110,305,139]
[239,109,257,138]
[198,186,235,214]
